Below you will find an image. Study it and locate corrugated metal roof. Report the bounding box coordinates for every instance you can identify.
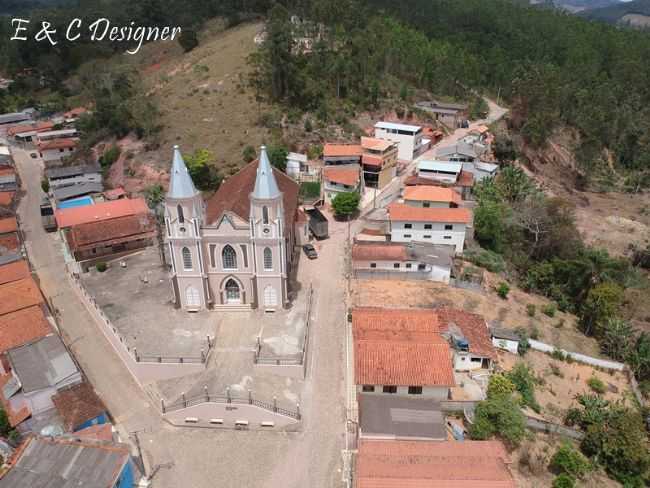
[417,160,463,173]
[53,182,103,202]
[46,164,101,180]
[374,121,422,132]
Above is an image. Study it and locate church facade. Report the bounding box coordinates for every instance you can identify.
[164,145,301,312]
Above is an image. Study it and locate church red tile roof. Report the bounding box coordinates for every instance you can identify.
[205,159,299,232]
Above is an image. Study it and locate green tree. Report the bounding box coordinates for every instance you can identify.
[600,317,634,361]
[552,474,575,488]
[506,362,540,413]
[144,184,164,208]
[487,374,516,398]
[184,149,221,191]
[550,442,591,479]
[580,282,624,337]
[178,29,199,52]
[268,145,288,172]
[469,393,527,447]
[41,177,50,194]
[492,135,517,164]
[331,192,360,218]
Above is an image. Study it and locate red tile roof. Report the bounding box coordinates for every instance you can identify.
[323,167,360,187]
[0,277,43,316]
[38,138,79,151]
[388,203,472,224]
[353,308,454,387]
[104,187,126,200]
[67,213,156,253]
[0,372,31,426]
[205,160,299,234]
[52,382,107,432]
[0,216,17,234]
[361,153,385,167]
[0,260,30,285]
[403,186,462,205]
[361,137,395,152]
[0,167,15,177]
[75,423,114,441]
[323,144,363,158]
[7,121,54,136]
[436,307,496,359]
[356,440,515,488]
[64,107,88,118]
[0,306,51,354]
[0,191,15,207]
[55,198,149,228]
[352,242,408,262]
[0,233,19,254]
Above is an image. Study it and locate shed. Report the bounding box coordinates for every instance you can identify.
[491,327,521,355]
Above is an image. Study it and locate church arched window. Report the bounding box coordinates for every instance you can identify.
[182,247,192,270]
[263,247,273,270]
[222,245,237,269]
[177,204,185,224]
[262,206,269,224]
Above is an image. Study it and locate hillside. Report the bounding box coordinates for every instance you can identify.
[582,0,650,25]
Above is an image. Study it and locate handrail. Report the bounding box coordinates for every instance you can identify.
[162,392,301,420]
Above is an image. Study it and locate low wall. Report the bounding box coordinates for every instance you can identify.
[528,339,625,371]
[254,361,305,379]
[525,417,584,440]
[67,270,207,385]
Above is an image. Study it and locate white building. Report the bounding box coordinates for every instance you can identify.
[388,203,471,254]
[285,152,308,179]
[322,164,361,204]
[465,161,498,182]
[437,308,496,372]
[491,327,520,355]
[374,121,427,161]
[417,160,462,184]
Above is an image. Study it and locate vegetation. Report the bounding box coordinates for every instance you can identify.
[184,149,221,191]
[40,177,50,194]
[526,304,536,317]
[299,181,321,200]
[267,145,289,172]
[465,249,505,273]
[96,262,108,272]
[99,145,121,169]
[587,376,607,394]
[496,282,510,299]
[506,362,541,413]
[144,184,165,208]
[552,473,576,488]
[565,395,650,485]
[550,442,591,484]
[331,192,360,218]
[179,28,199,52]
[542,303,556,317]
[242,145,257,163]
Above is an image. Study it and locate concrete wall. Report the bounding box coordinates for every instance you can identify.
[416,170,458,184]
[352,259,451,284]
[390,220,466,253]
[492,337,519,355]
[403,199,451,209]
[163,401,300,429]
[356,385,449,401]
[41,147,74,163]
[453,352,488,371]
[528,339,625,371]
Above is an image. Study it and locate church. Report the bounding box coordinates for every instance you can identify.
[164,145,302,312]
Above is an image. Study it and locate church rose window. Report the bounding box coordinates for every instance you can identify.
[182,247,192,270]
[263,247,273,270]
[222,245,237,269]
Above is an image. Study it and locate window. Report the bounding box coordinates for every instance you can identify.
[209,245,216,268]
[182,247,192,270]
[408,386,423,395]
[424,235,431,239]
[362,385,375,392]
[383,385,397,394]
[471,357,482,363]
[370,263,377,268]
[241,245,248,268]
[405,263,412,269]
[393,263,400,269]
[177,204,185,224]
[262,206,269,224]
[444,236,452,240]
[263,247,273,270]
[444,224,453,230]
[404,234,412,238]
[424,224,432,230]
[222,245,237,269]
[418,263,426,270]
[423,202,430,208]
[404,223,412,229]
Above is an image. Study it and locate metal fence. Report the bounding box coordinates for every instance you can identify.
[162,390,301,420]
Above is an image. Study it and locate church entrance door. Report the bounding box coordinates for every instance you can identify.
[186,286,201,308]
[263,286,277,307]
[225,279,241,304]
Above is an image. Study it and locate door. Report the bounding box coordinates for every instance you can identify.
[225,279,241,304]
[185,286,201,308]
[263,286,277,307]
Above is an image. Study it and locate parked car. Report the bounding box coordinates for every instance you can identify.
[302,244,318,259]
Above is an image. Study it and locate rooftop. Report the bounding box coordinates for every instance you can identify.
[418,160,463,174]
[0,191,14,207]
[0,435,129,488]
[0,216,17,234]
[55,197,149,229]
[403,186,462,205]
[436,307,496,359]
[38,138,79,151]
[0,306,51,354]
[374,121,422,132]
[355,439,515,488]
[8,335,79,393]
[66,213,156,253]
[323,166,360,187]
[0,233,19,255]
[0,260,30,285]
[52,382,107,432]
[45,163,101,180]
[358,394,446,441]
[0,277,43,316]
[7,121,53,137]
[37,129,78,139]
[53,182,103,202]
[352,241,455,268]
[361,137,396,152]
[388,203,472,224]
[436,141,479,159]
[322,143,363,158]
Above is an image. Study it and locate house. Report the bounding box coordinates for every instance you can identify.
[437,307,496,371]
[0,306,51,375]
[0,435,135,488]
[4,335,81,420]
[55,197,149,229]
[373,121,428,161]
[285,152,312,179]
[63,212,156,270]
[353,308,455,400]
[45,163,102,189]
[354,439,516,488]
[388,203,472,253]
[469,161,499,182]
[491,327,521,355]
[52,382,108,432]
[36,128,79,143]
[351,241,454,284]
[360,137,398,189]
[0,166,17,192]
[0,111,32,126]
[165,145,300,311]
[8,121,55,143]
[417,160,462,184]
[323,143,362,165]
[415,99,469,128]
[322,164,362,204]
[53,182,103,203]
[0,217,21,263]
[436,140,484,163]
[358,394,446,441]
[38,138,78,165]
[402,185,462,208]
[63,107,89,123]
[0,145,11,164]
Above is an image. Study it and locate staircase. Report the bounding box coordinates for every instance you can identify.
[211,304,253,312]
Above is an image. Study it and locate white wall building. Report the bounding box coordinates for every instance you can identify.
[374,121,426,161]
[417,160,462,183]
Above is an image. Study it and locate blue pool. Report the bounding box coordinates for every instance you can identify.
[57,196,94,209]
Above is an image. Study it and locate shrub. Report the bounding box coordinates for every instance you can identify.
[299,181,320,200]
[242,145,256,163]
[332,192,360,218]
[143,184,164,208]
[551,348,567,361]
[497,282,510,299]
[178,28,199,52]
[552,474,575,488]
[550,442,591,479]
[465,249,506,273]
[41,177,50,193]
[526,304,536,317]
[487,374,516,398]
[96,262,107,272]
[542,303,557,317]
[100,145,121,168]
[469,393,527,447]
[507,363,541,413]
[587,376,606,394]
[304,117,313,132]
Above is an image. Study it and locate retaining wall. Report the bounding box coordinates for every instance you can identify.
[528,339,625,371]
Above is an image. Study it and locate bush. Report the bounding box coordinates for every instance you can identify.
[242,145,256,163]
[507,363,541,413]
[550,442,591,479]
[526,304,536,317]
[587,376,606,394]
[304,117,313,132]
[487,374,516,398]
[41,177,50,193]
[542,303,557,317]
[100,145,121,168]
[299,181,321,200]
[469,393,527,447]
[96,262,107,272]
[497,282,510,299]
[465,248,506,273]
[331,192,360,218]
[178,29,199,52]
[552,474,575,488]
[143,184,164,208]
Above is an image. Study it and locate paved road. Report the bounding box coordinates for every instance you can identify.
[13,146,346,488]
